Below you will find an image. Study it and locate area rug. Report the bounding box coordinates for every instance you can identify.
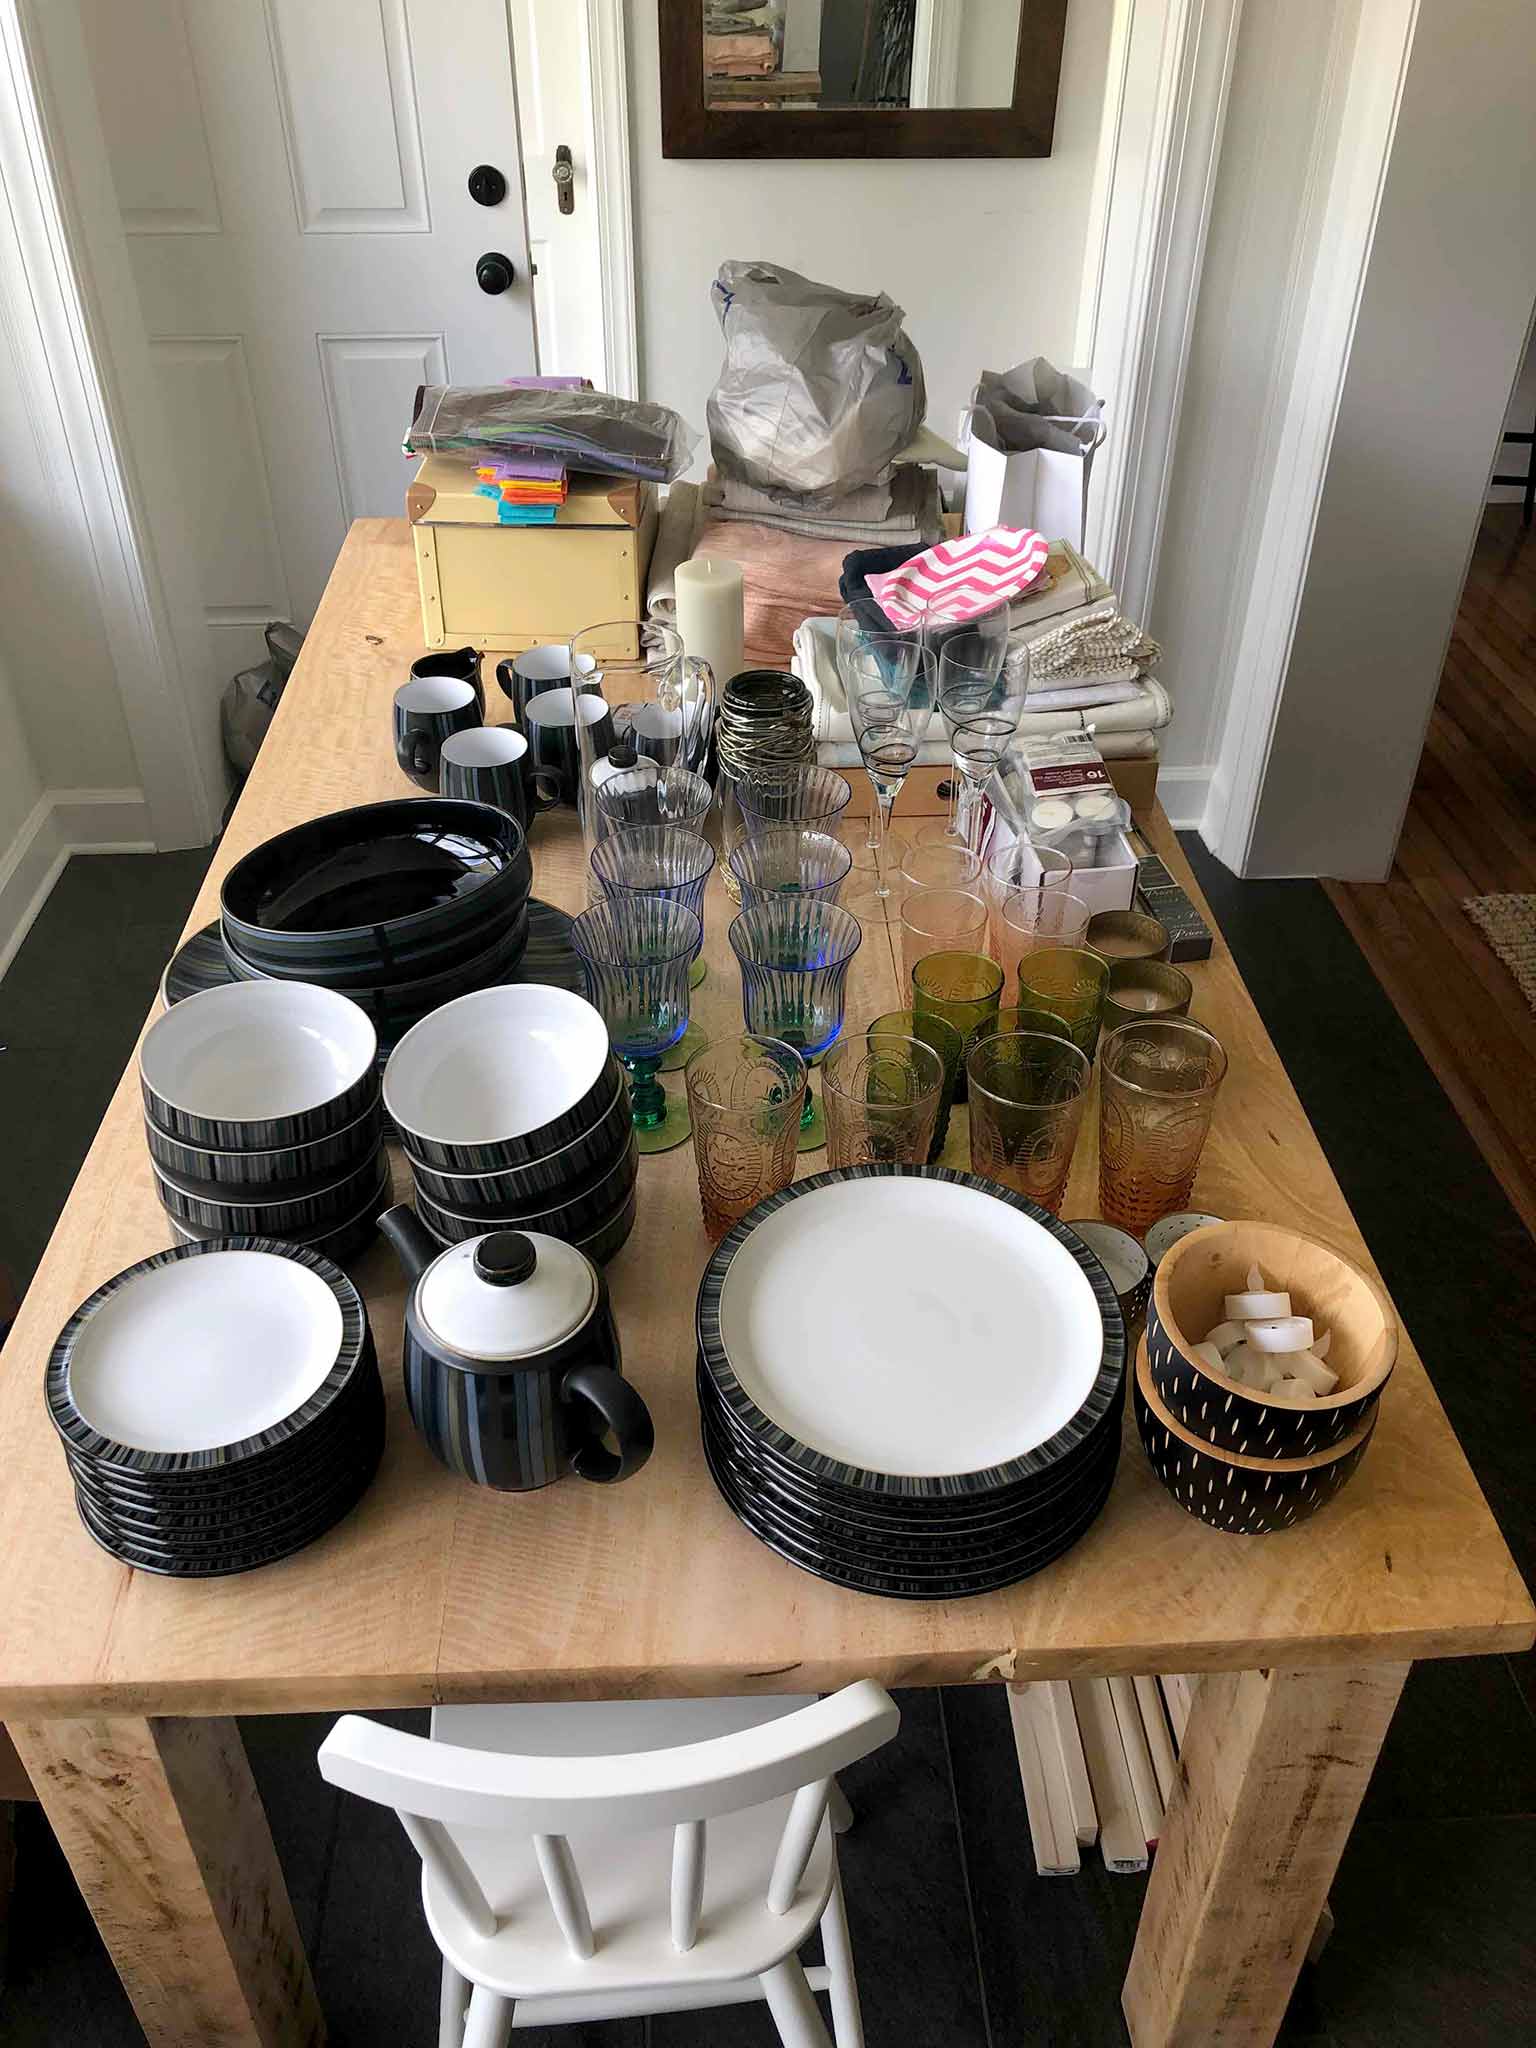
[1464,893,1536,1012]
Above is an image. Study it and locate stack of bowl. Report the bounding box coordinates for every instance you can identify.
[384,985,639,1266]
[1135,1219,1397,1533]
[218,798,533,1048]
[140,983,388,1267]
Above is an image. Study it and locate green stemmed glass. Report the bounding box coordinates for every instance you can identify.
[570,897,701,1155]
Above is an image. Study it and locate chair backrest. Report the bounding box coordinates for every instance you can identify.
[318,1682,899,1955]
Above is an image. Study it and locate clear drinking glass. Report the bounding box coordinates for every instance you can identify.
[899,888,990,984]
[985,839,1074,957]
[822,1031,945,1170]
[838,630,937,925]
[594,764,713,836]
[727,828,854,911]
[967,1030,1093,1217]
[729,898,862,1153]
[683,1034,806,1241]
[1098,1017,1229,1232]
[570,897,700,1154]
[998,889,1092,994]
[898,842,983,893]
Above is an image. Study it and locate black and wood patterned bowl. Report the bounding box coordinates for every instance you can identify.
[140,982,379,1149]
[221,799,531,975]
[410,1134,638,1243]
[1148,1219,1397,1457]
[1134,1339,1376,1534]
[144,1101,383,1198]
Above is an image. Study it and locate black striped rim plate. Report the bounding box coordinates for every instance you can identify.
[695,1167,1125,1502]
[701,1424,1120,1601]
[47,1238,372,1479]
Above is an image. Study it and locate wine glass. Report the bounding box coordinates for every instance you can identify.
[728,898,862,1152]
[727,828,854,911]
[570,896,700,1154]
[839,634,936,925]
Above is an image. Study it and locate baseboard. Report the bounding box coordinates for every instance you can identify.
[0,786,153,981]
[1155,765,1214,831]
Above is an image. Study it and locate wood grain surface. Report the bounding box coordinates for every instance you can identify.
[0,520,1527,1720]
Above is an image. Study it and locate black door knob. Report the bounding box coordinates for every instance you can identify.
[468,163,508,207]
[476,252,516,295]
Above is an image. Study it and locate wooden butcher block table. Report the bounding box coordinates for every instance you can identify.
[0,521,1527,2048]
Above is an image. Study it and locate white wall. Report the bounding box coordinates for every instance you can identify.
[1246,0,1536,878]
[0,650,43,856]
[626,0,1114,466]
[1146,0,1361,808]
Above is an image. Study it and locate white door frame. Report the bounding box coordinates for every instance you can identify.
[0,0,223,851]
[585,0,639,399]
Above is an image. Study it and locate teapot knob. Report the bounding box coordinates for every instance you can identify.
[474,1232,537,1287]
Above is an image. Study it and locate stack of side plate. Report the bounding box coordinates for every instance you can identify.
[217,798,533,1040]
[47,1240,384,1578]
[695,1169,1126,1601]
[386,984,639,1267]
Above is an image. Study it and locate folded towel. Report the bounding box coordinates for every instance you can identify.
[704,468,942,545]
[646,483,704,623]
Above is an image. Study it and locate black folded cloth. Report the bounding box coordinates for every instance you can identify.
[838,543,926,640]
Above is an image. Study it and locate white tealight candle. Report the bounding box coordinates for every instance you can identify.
[674,556,744,697]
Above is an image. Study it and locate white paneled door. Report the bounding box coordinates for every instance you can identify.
[509,0,606,385]
[79,0,536,672]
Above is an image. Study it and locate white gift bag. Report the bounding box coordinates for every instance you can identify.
[961,359,1106,547]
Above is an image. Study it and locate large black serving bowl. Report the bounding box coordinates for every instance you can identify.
[220,799,531,977]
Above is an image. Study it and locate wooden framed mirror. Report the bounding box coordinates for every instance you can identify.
[660,1,1070,160]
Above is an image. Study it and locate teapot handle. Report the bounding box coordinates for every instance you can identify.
[563,1364,655,1484]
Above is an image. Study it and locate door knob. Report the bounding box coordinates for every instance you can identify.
[475,252,517,295]
[553,145,575,216]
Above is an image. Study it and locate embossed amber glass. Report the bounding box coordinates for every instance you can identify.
[967,1032,1093,1217]
[683,1035,807,1240]
[1016,947,1110,1060]
[1098,1017,1229,1233]
[822,1031,945,1171]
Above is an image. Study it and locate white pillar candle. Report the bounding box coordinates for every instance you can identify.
[674,556,744,695]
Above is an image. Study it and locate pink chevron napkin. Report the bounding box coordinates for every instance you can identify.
[867,526,1050,629]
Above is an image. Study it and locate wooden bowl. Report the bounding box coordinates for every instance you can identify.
[1134,1339,1376,1534]
[1148,1219,1396,1456]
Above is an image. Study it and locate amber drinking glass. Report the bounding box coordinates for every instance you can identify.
[967,1031,1093,1217]
[867,1008,966,1162]
[985,839,1073,957]
[1085,909,1171,963]
[1098,1017,1229,1233]
[822,1031,945,1170]
[1101,959,1193,1035]
[683,1034,807,1241]
[1016,947,1110,1059]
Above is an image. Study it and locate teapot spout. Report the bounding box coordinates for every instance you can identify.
[377,1204,442,1285]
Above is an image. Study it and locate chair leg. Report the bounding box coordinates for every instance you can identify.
[819,1859,864,2048]
[829,1779,854,1834]
[761,1956,836,2048]
[462,1982,516,2048]
[439,1957,471,2047]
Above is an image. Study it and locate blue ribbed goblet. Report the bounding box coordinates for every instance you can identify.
[728,898,862,1152]
[734,764,854,837]
[727,828,854,912]
[570,896,701,1154]
[590,822,717,1068]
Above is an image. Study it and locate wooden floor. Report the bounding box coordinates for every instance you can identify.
[1327,506,1536,1242]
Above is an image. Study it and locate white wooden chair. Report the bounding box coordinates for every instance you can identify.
[317,1682,900,2048]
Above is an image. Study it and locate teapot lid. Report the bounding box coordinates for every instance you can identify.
[416,1230,597,1363]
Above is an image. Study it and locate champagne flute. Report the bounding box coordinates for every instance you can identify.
[841,636,937,925]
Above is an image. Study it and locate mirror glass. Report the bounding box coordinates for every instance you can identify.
[702,0,1025,113]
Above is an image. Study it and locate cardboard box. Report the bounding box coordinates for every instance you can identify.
[409,456,658,658]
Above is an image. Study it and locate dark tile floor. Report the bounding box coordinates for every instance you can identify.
[1,844,1532,2047]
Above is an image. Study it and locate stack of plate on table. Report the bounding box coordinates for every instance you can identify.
[216,798,533,1045]
[384,984,640,1266]
[695,1168,1127,1601]
[47,1239,384,1577]
[140,982,388,1267]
